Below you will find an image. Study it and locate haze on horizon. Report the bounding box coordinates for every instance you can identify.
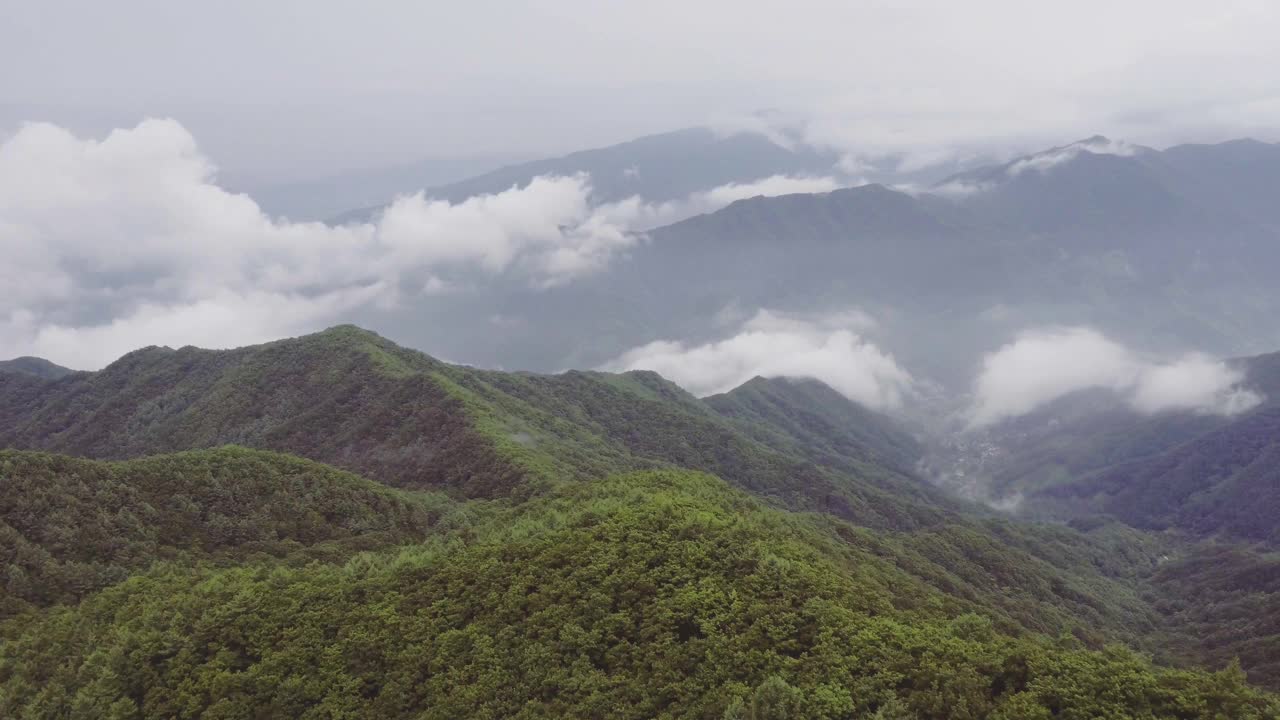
[3,0,1280,430]
[5,1,1280,184]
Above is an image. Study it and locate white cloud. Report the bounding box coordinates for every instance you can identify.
[596,174,842,231]
[0,120,842,369]
[601,309,911,410]
[1129,354,1263,415]
[1006,137,1142,176]
[969,327,1262,426]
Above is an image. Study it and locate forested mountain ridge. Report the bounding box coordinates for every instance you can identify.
[0,328,1180,643]
[705,376,923,475]
[4,328,1280,715]
[0,326,952,529]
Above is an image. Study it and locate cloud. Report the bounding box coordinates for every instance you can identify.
[0,120,842,369]
[1005,137,1142,176]
[969,327,1262,426]
[600,309,911,410]
[595,173,842,231]
[1129,354,1263,416]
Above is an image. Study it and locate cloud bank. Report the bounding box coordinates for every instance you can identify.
[601,309,912,410]
[1005,137,1142,176]
[969,327,1261,426]
[0,119,836,369]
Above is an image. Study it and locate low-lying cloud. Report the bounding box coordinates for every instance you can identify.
[0,119,839,369]
[969,327,1262,426]
[601,309,912,410]
[1006,137,1141,176]
[593,174,841,231]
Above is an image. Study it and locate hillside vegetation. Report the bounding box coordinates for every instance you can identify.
[0,446,462,616]
[3,468,1275,719]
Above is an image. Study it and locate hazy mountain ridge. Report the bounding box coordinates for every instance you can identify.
[375,135,1280,383]
[936,348,1280,544]
[331,127,845,224]
[0,357,75,381]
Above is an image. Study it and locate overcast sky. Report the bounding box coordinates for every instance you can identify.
[5,1,1280,183]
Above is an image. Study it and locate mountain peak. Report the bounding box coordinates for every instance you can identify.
[0,356,76,380]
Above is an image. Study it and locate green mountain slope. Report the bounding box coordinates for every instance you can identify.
[3,468,1274,719]
[0,327,946,530]
[0,446,460,615]
[4,328,1280,701]
[705,376,922,474]
[0,329,1179,644]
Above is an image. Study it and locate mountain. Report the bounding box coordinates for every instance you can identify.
[366,136,1280,385]
[331,126,843,223]
[0,329,1182,627]
[705,375,923,474]
[0,356,74,381]
[933,349,1280,544]
[1043,404,1280,543]
[4,327,1280,714]
[0,326,945,526]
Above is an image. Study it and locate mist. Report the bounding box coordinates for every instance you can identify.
[968,327,1262,426]
[602,309,913,410]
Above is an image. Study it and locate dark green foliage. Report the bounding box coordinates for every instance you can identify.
[3,470,1274,719]
[1145,544,1280,687]
[0,447,460,614]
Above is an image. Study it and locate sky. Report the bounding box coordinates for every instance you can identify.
[4,1,1280,183]
[0,0,1277,415]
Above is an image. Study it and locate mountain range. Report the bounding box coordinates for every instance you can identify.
[3,327,1280,717]
[339,133,1280,388]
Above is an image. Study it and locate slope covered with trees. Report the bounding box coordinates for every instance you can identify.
[0,447,461,616]
[3,468,1275,719]
[705,376,922,475]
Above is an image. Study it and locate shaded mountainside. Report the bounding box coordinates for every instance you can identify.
[705,375,922,474]
[3,467,1276,719]
[0,356,75,381]
[959,349,1280,544]
[0,446,460,615]
[1045,405,1280,543]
